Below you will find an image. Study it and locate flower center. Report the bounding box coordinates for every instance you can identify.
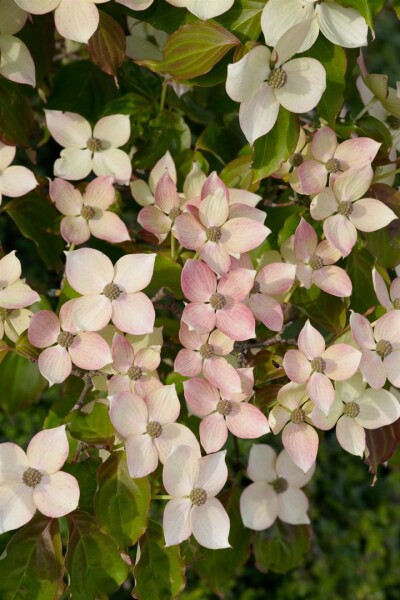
[199,343,214,359]
[291,408,306,424]
[393,298,400,310]
[189,487,207,506]
[325,158,341,174]
[57,331,74,348]
[343,401,360,418]
[267,67,287,89]
[86,137,103,152]
[22,467,42,488]
[386,115,400,129]
[271,477,288,494]
[309,254,324,270]
[250,281,261,295]
[376,339,392,359]
[338,201,353,217]
[81,205,96,220]
[216,399,232,416]
[169,207,182,221]
[290,152,304,167]
[206,226,222,242]
[310,356,326,373]
[146,421,162,438]
[103,282,121,300]
[127,365,143,380]
[209,293,226,310]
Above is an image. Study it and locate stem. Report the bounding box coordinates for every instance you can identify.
[283,280,299,304]
[159,83,167,112]
[354,97,378,121]
[152,494,171,500]
[72,374,93,411]
[373,167,400,182]
[192,251,199,260]
[4,314,19,340]
[170,233,176,260]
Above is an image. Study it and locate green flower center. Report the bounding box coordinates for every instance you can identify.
[376,339,392,359]
[338,201,353,217]
[209,293,226,310]
[189,487,207,506]
[81,205,96,220]
[57,331,74,348]
[169,207,182,221]
[325,158,341,174]
[267,68,287,89]
[206,226,222,242]
[200,343,214,359]
[309,255,324,270]
[271,477,289,494]
[343,401,360,418]
[86,137,103,152]
[22,467,42,488]
[290,152,304,167]
[103,282,121,300]
[146,421,162,438]
[217,399,232,416]
[310,356,326,373]
[127,365,142,381]
[291,408,306,424]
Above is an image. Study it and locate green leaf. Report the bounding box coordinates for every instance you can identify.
[364,419,400,475]
[145,254,183,299]
[195,122,241,164]
[293,286,347,334]
[95,451,151,549]
[66,510,129,600]
[364,222,400,269]
[335,0,386,28]
[153,22,239,80]
[133,520,186,599]
[0,515,64,600]
[67,403,115,444]
[19,14,55,86]
[304,36,347,126]
[88,11,126,77]
[0,78,37,147]
[254,523,311,574]
[220,154,259,191]
[2,194,65,271]
[64,459,101,514]
[346,249,375,314]
[0,353,46,414]
[218,0,266,41]
[356,116,392,154]
[194,490,251,594]
[252,109,299,182]
[114,2,185,34]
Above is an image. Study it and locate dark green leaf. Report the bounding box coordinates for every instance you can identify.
[18,14,55,86]
[254,523,312,573]
[0,78,37,147]
[64,459,101,514]
[95,451,151,548]
[66,510,129,600]
[220,154,258,191]
[0,353,46,414]
[293,286,347,334]
[364,221,400,269]
[252,109,299,182]
[88,11,126,77]
[356,116,393,154]
[133,520,186,599]
[145,254,183,299]
[195,122,241,164]
[67,403,115,444]
[0,515,64,600]
[218,0,266,41]
[346,249,375,313]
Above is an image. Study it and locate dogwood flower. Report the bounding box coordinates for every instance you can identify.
[45,111,132,184]
[269,382,319,472]
[14,0,111,43]
[131,151,177,207]
[261,0,368,52]
[166,0,234,20]
[109,387,200,478]
[50,177,130,245]
[28,308,112,386]
[184,378,269,453]
[310,165,397,257]
[0,308,32,342]
[0,251,39,310]
[174,323,243,395]
[297,126,380,194]
[281,218,352,297]
[174,188,269,275]
[66,248,155,334]
[309,373,400,457]
[0,1,35,86]
[181,260,256,341]
[350,311,400,389]
[163,445,230,549]
[283,320,361,414]
[0,425,80,534]
[0,142,37,204]
[372,268,400,312]
[108,333,161,397]
[240,445,315,530]
[138,171,183,243]
[246,262,296,332]
[226,21,326,144]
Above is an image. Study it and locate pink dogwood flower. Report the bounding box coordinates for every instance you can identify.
[0,251,40,310]
[181,260,256,341]
[108,333,161,397]
[162,445,230,549]
[309,373,400,457]
[28,307,112,385]
[281,218,352,297]
[247,262,296,331]
[109,386,200,478]
[184,377,269,453]
[0,425,80,534]
[50,177,130,245]
[310,165,397,257]
[66,248,155,335]
[131,151,177,207]
[45,110,132,184]
[240,445,315,530]
[138,171,183,243]
[174,323,243,395]
[350,311,400,389]
[283,320,361,414]
[372,268,400,312]
[297,126,380,194]
[269,382,319,472]
[0,142,37,204]
[174,187,269,275]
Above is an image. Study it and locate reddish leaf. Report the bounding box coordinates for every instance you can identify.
[88,11,126,77]
[364,418,400,475]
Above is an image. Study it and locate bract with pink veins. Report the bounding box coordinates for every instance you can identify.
[372,268,400,312]
[0,142,37,204]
